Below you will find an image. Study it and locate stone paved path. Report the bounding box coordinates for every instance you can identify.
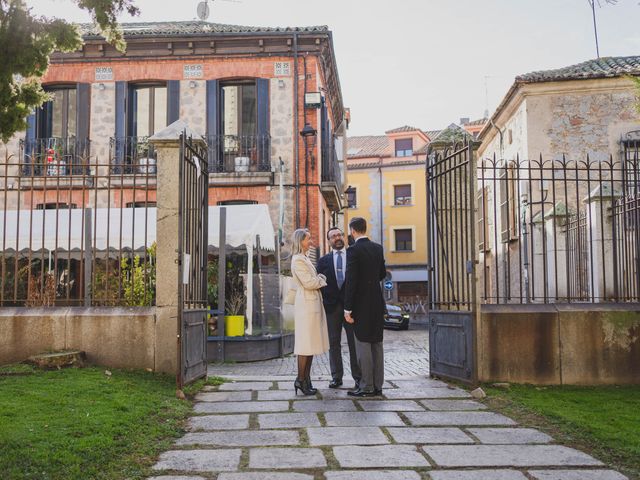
[148,375,629,480]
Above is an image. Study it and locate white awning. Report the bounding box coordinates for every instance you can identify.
[0,204,275,252]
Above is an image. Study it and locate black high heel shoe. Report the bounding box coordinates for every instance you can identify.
[305,379,318,395]
[294,378,316,395]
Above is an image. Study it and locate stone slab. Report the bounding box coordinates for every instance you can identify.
[293,400,357,412]
[333,445,430,468]
[258,390,317,401]
[176,430,299,447]
[193,401,289,414]
[405,411,517,426]
[428,470,528,480]
[469,428,553,444]
[318,389,353,400]
[219,474,314,480]
[325,411,406,427]
[528,470,629,480]
[148,477,207,480]
[421,400,487,411]
[423,445,603,467]
[392,379,451,389]
[187,414,250,431]
[325,471,422,480]
[152,449,241,472]
[384,387,471,399]
[278,380,331,390]
[258,412,321,429]
[306,427,389,446]
[248,448,327,469]
[358,400,424,411]
[195,391,252,402]
[218,382,273,391]
[387,427,473,444]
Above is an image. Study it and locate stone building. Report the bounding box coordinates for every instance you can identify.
[477,56,640,303]
[2,20,347,256]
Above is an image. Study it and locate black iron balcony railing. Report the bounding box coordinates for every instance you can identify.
[20,137,91,176]
[321,142,343,193]
[109,136,157,175]
[206,134,271,174]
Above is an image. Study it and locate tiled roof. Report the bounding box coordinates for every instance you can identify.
[385,125,421,134]
[423,129,442,140]
[464,118,488,126]
[347,135,390,158]
[348,159,425,170]
[79,21,328,38]
[516,56,640,83]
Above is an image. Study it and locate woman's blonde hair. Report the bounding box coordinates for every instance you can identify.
[291,228,310,255]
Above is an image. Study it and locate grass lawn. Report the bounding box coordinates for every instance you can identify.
[0,366,221,480]
[484,384,640,480]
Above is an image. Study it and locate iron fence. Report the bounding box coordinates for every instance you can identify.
[0,154,157,307]
[206,134,270,173]
[19,137,91,176]
[478,154,640,304]
[109,136,157,175]
[322,141,343,193]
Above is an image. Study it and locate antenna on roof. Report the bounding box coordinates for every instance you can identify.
[197,0,242,21]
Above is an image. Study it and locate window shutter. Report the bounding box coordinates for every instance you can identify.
[76,83,91,167]
[167,80,180,125]
[256,78,270,168]
[24,112,36,174]
[115,81,127,169]
[206,79,219,172]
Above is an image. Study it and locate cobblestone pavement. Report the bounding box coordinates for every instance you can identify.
[150,324,627,478]
[149,376,628,480]
[207,322,430,380]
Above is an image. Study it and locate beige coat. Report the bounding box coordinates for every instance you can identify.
[291,253,330,355]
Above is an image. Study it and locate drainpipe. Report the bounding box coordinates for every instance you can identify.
[293,33,300,227]
[378,157,384,247]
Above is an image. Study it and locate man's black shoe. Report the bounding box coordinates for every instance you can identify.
[347,388,374,397]
[373,388,383,396]
[329,379,343,389]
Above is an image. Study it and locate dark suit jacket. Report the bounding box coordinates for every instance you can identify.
[317,251,345,313]
[344,237,386,343]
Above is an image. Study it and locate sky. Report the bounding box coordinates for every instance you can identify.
[28,0,640,136]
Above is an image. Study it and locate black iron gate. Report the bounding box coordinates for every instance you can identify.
[426,142,477,384]
[178,132,209,387]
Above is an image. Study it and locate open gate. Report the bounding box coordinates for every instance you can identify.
[178,132,209,387]
[426,142,478,384]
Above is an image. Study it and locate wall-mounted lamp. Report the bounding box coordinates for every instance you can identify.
[189,80,197,89]
[98,83,105,91]
[300,123,317,169]
[278,79,285,89]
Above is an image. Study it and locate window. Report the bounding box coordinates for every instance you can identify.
[346,187,357,208]
[394,184,412,205]
[129,84,167,138]
[395,138,413,157]
[39,86,77,139]
[499,164,518,243]
[217,200,258,206]
[222,82,257,139]
[394,229,413,251]
[477,186,490,252]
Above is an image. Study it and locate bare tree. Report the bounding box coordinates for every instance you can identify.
[587,0,617,58]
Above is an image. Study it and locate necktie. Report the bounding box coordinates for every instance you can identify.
[336,251,344,289]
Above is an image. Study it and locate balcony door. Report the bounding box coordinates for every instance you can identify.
[38,87,77,140]
[129,84,168,138]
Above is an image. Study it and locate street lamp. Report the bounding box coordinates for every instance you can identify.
[300,123,317,168]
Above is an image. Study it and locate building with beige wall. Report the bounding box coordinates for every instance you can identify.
[345,126,432,305]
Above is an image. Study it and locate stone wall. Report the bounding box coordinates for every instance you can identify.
[478,303,640,384]
[0,307,157,369]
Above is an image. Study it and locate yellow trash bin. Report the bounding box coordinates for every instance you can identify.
[224,315,245,337]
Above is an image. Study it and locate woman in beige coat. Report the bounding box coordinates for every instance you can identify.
[291,228,329,395]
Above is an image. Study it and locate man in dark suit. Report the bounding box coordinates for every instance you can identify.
[317,227,361,389]
[344,217,387,397]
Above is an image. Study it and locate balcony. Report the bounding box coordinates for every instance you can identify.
[206,134,272,186]
[109,136,157,175]
[20,137,91,177]
[321,144,344,211]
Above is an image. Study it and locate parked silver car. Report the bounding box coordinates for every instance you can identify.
[384,304,410,330]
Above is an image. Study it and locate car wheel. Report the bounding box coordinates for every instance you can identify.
[400,320,409,330]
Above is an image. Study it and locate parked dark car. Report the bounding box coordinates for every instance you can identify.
[384,304,410,330]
